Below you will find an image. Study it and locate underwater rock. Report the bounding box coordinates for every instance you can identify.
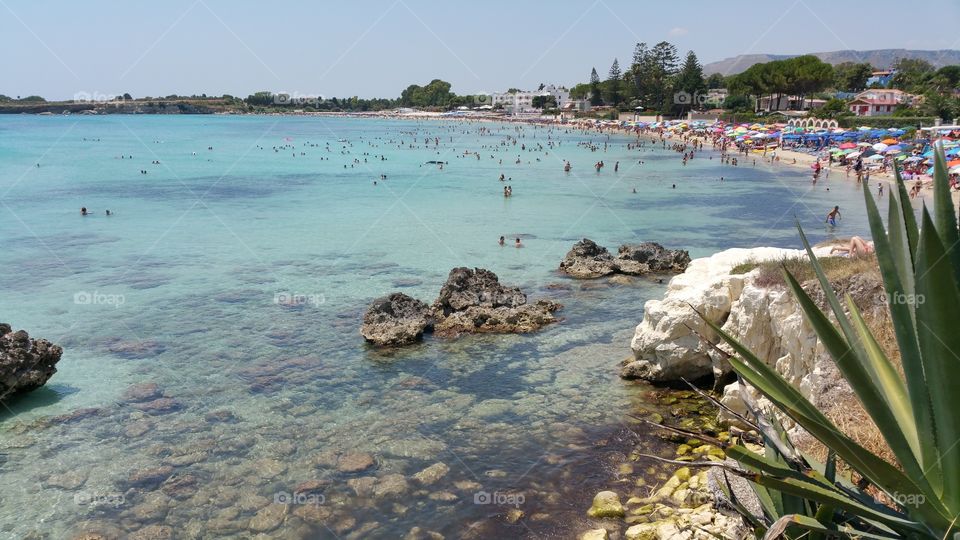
[131,397,182,414]
[42,470,88,490]
[121,382,163,402]
[360,293,434,347]
[581,529,610,540]
[0,323,62,401]
[432,267,561,336]
[128,525,173,540]
[373,473,410,498]
[337,452,376,473]
[248,503,288,533]
[412,462,449,486]
[127,466,174,489]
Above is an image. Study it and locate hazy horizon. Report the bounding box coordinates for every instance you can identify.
[3,0,960,101]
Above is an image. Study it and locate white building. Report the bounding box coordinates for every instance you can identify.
[490,85,569,113]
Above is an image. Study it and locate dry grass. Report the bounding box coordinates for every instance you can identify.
[730,253,881,289]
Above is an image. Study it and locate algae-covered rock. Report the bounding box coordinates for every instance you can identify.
[587,490,624,518]
[625,522,658,540]
[581,529,610,540]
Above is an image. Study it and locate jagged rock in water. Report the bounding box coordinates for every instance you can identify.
[432,267,561,336]
[360,293,434,347]
[615,242,691,275]
[558,239,617,278]
[0,323,62,401]
[559,239,690,279]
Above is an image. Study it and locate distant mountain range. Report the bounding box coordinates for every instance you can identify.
[703,49,960,75]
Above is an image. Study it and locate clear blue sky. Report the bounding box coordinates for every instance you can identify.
[3,0,959,100]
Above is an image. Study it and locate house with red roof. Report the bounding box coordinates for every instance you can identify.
[847,89,915,117]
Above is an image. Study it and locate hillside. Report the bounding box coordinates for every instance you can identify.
[703,48,960,75]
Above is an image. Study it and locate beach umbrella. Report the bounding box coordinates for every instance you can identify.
[839,142,857,149]
[950,165,960,174]
[873,143,889,152]
[903,156,923,162]
[882,138,899,144]
[847,151,862,159]
[949,159,960,167]
[885,144,903,152]
[865,154,884,161]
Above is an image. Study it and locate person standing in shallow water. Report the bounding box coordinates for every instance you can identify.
[498,236,505,246]
[515,238,523,248]
[826,206,841,227]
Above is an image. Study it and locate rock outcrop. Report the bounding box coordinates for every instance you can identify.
[0,323,63,401]
[622,246,880,430]
[432,267,561,336]
[559,239,618,278]
[360,293,434,347]
[559,239,690,279]
[360,268,562,346]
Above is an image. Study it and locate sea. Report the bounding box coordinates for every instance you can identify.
[0,115,873,539]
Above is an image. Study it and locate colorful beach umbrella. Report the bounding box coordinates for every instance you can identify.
[839,142,857,149]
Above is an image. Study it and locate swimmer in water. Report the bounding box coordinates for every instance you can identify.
[105,210,112,216]
[515,238,523,248]
[499,236,505,246]
[81,207,89,216]
[826,206,841,227]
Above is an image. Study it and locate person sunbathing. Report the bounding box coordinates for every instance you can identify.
[830,236,874,256]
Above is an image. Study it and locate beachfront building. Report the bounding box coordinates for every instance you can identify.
[847,88,915,116]
[757,95,826,112]
[491,85,570,114]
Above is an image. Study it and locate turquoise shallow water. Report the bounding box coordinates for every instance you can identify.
[0,115,872,539]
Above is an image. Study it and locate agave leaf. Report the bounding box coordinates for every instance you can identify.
[782,270,924,481]
[751,475,925,533]
[865,185,940,489]
[931,145,960,282]
[913,208,960,511]
[892,163,920,261]
[727,445,836,491]
[724,350,951,528]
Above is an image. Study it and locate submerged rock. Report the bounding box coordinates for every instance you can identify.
[360,293,433,347]
[0,323,62,401]
[337,452,376,473]
[432,267,561,336]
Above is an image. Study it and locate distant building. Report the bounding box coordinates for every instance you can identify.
[847,89,914,116]
[866,70,896,88]
[757,95,826,111]
[491,85,570,113]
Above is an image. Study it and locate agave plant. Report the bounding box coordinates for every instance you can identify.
[703,145,960,539]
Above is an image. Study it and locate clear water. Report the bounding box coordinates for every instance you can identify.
[0,115,872,539]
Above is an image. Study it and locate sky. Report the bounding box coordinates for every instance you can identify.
[2,0,959,101]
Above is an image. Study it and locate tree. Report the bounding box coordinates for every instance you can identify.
[399,79,454,108]
[705,73,725,89]
[245,91,275,106]
[674,51,706,113]
[647,41,680,113]
[832,62,873,92]
[531,94,557,109]
[605,58,623,107]
[892,57,934,91]
[629,42,650,103]
[569,83,591,100]
[18,95,46,102]
[589,67,602,106]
